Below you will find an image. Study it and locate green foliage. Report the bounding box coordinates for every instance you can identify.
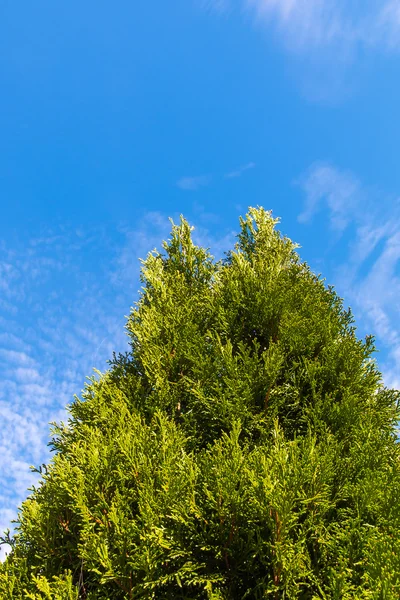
[1,207,400,598]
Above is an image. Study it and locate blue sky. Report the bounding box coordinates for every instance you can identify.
[1,0,400,556]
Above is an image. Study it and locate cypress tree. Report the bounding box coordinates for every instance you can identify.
[1,207,399,599]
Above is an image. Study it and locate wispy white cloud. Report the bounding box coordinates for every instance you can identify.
[192,224,236,260]
[177,162,256,190]
[297,162,360,231]
[0,332,31,351]
[0,349,36,367]
[246,0,346,49]
[298,161,400,389]
[206,0,400,52]
[204,0,400,100]
[13,367,41,383]
[225,161,256,178]
[111,211,171,291]
[200,0,230,13]
[376,0,400,49]
[177,175,211,191]
[0,224,135,550]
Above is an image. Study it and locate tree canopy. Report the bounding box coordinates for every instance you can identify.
[1,207,400,599]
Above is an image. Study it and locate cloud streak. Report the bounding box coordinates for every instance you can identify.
[297,162,360,231]
[177,162,256,190]
[176,175,211,191]
[205,0,400,102]
[0,223,135,557]
[298,161,400,389]
[246,0,346,49]
[225,162,256,178]
[211,0,400,53]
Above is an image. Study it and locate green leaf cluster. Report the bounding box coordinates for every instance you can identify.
[1,207,399,598]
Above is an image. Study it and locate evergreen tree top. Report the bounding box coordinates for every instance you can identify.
[1,207,399,599]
